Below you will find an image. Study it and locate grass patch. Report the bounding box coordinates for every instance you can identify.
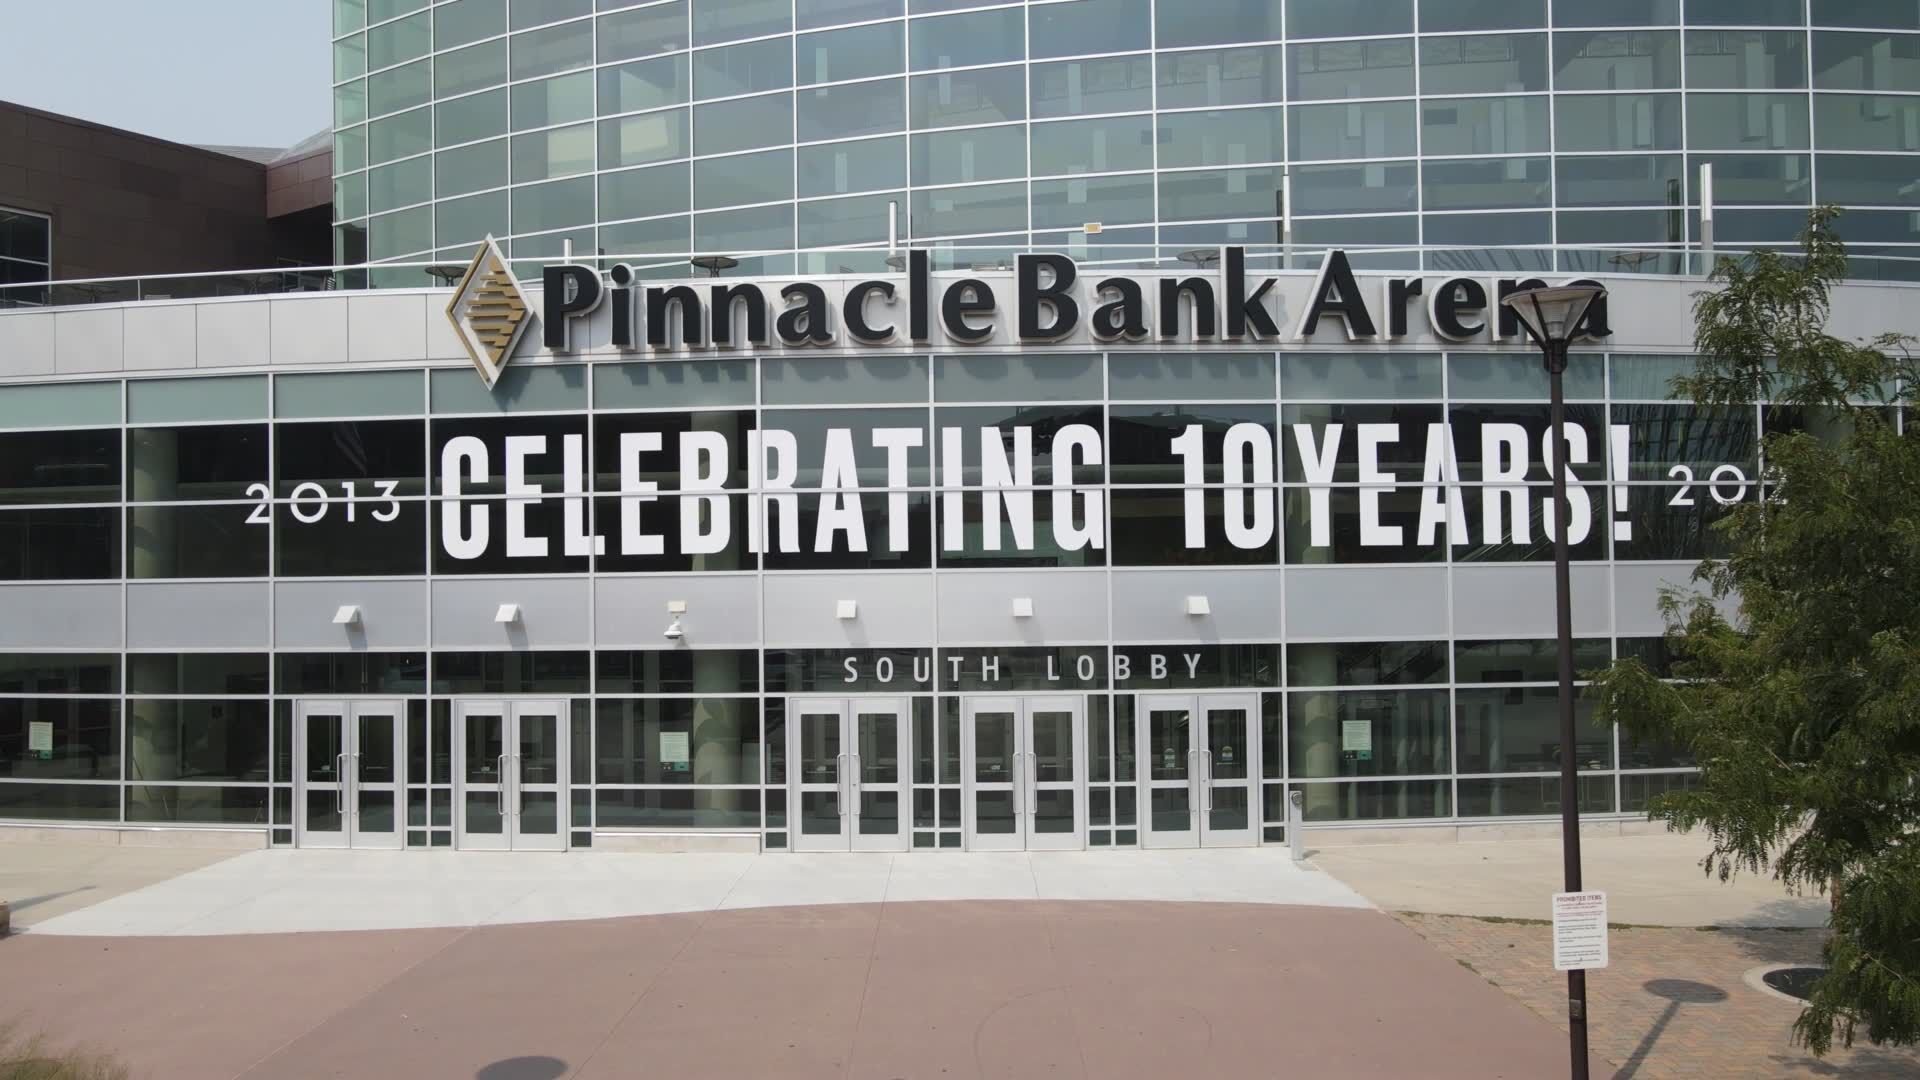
[0,1024,128,1080]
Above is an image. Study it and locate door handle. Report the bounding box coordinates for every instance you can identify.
[1027,752,1039,818]
[850,752,862,822]
[837,753,848,817]
[1201,750,1213,812]
[497,753,509,818]
[335,752,347,817]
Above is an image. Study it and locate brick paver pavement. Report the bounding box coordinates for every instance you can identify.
[1397,912,1920,1079]
[0,902,1589,1080]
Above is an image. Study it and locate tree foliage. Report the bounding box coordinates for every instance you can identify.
[1586,207,1920,1053]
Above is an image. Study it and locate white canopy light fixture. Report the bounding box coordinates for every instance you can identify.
[1186,595,1212,616]
[836,599,859,620]
[1012,597,1035,618]
[331,605,361,627]
[494,603,522,625]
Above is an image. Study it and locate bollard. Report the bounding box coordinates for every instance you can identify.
[1287,789,1306,864]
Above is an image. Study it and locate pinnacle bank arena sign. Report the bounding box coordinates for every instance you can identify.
[398,249,1708,569]
[534,247,1612,354]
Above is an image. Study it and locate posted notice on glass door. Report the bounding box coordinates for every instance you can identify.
[1552,891,1609,971]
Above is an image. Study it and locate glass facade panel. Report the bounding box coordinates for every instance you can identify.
[1685,30,1807,89]
[1553,93,1683,152]
[1684,93,1811,150]
[1160,45,1284,109]
[1553,30,1681,90]
[1035,56,1152,118]
[1812,95,1920,151]
[1421,96,1551,156]
[1290,101,1417,162]
[798,81,906,142]
[1418,33,1549,95]
[691,94,794,156]
[1158,107,1285,169]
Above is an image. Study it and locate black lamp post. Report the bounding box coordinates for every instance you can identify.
[1498,282,1608,1080]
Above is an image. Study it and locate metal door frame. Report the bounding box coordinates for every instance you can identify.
[1138,694,1199,848]
[786,696,910,852]
[293,698,405,850]
[1137,692,1261,849]
[453,699,569,852]
[962,695,1087,852]
[1196,692,1260,848]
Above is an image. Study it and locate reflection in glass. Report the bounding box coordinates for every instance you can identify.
[973,712,1014,783]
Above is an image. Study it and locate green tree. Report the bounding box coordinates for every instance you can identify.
[1588,207,1920,1053]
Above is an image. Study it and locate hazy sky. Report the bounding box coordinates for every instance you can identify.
[0,1,331,149]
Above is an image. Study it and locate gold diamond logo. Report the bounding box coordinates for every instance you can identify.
[444,236,530,389]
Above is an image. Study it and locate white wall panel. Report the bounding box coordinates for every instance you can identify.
[0,585,120,648]
[122,303,197,372]
[125,582,269,647]
[53,308,123,374]
[1287,566,1447,639]
[595,575,761,647]
[194,299,269,369]
[1450,565,1611,638]
[762,572,935,646]
[270,295,349,367]
[936,568,1107,644]
[1113,567,1282,641]
[431,576,590,648]
[274,579,428,648]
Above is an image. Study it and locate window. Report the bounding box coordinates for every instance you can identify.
[0,207,51,308]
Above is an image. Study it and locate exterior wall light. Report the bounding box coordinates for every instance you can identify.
[494,603,521,625]
[1012,597,1034,618]
[1185,595,1211,616]
[835,600,858,620]
[331,605,361,627]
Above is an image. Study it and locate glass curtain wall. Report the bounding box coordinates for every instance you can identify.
[0,350,1890,837]
[331,0,1920,283]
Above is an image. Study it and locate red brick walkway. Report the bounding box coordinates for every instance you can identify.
[1,901,1592,1080]
[1397,912,1920,1079]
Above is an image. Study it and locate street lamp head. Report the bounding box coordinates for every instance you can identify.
[1499,284,1607,351]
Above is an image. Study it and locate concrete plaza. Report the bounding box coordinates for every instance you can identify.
[2,832,1910,1079]
[0,843,1590,1080]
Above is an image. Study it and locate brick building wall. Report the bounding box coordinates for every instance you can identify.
[0,100,282,282]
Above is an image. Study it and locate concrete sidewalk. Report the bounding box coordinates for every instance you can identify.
[22,847,1372,937]
[0,842,241,930]
[1309,830,1827,927]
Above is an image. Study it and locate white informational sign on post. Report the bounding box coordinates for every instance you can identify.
[1552,891,1609,971]
[27,721,53,757]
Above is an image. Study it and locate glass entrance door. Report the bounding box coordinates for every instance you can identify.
[790,697,908,852]
[454,700,568,852]
[294,699,403,850]
[963,696,1085,851]
[1139,693,1259,848]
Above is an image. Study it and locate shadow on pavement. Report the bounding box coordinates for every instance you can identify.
[1720,924,1828,967]
[3,886,96,914]
[475,1057,567,1080]
[1611,979,1729,1080]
